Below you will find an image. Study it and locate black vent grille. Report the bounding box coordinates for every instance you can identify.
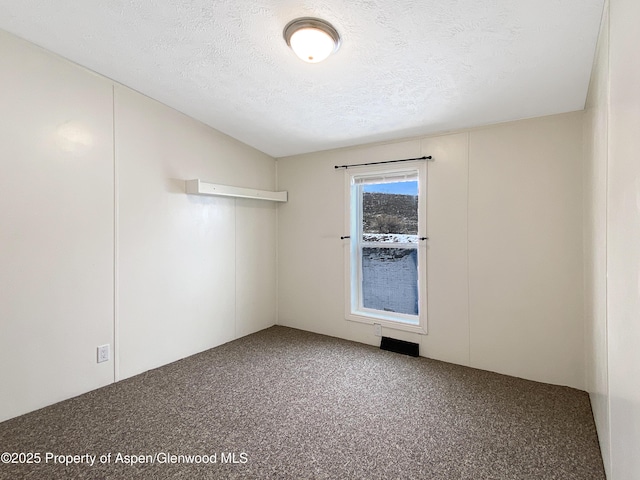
[380,337,419,357]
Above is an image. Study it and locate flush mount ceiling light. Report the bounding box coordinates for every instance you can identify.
[283,17,341,63]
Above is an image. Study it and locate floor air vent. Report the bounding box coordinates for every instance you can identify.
[380,337,419,357]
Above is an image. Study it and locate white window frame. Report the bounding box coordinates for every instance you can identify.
[344,162,428,335]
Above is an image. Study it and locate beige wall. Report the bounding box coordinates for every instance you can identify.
[468,115,584,387]
[0,30,277,421]
[277,112,585,390]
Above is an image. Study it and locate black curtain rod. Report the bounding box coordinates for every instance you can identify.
[334,155,432,169]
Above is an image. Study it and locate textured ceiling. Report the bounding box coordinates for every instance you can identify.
[0,0,604,157]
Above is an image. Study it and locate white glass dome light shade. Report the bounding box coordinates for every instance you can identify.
[284,18,341,64]
[289,27,334,63]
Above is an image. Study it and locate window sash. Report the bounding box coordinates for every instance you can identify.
[357,245,420,319]
[359,242,417,249]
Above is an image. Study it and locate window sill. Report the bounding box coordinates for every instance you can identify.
[345,312,427,335]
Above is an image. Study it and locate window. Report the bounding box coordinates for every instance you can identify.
[344,163,427,334]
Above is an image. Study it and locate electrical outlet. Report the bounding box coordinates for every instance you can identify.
[97,344,110,363]
[374,324,382,337]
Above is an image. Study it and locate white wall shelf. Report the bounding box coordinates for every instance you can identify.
[185,179,287,202]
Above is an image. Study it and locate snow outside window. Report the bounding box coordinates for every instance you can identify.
[344,163,427,334]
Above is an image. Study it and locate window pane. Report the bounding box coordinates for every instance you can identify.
[361,247,418,316]
[362,181,418,243]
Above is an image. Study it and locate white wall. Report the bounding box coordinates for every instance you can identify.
[277,112,585,390]
[584,3,611,476]
[0,30,115,422]
[0,30,278,422]
[607,0,640,477]
[584,0,640,477]
[115,87,277,380]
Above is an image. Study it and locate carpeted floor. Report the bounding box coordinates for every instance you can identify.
[0,326,605,479]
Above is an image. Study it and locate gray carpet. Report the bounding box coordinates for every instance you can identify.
[0,326,605,479]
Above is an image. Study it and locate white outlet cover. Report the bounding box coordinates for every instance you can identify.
[374,324,382,337]
[97,344,110,363]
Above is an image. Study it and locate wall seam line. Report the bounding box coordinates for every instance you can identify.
[112,84,119,383]
[234,198,238,339]
[604,0,612,475]
[466,131,471,367]
[275,159,280,326]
